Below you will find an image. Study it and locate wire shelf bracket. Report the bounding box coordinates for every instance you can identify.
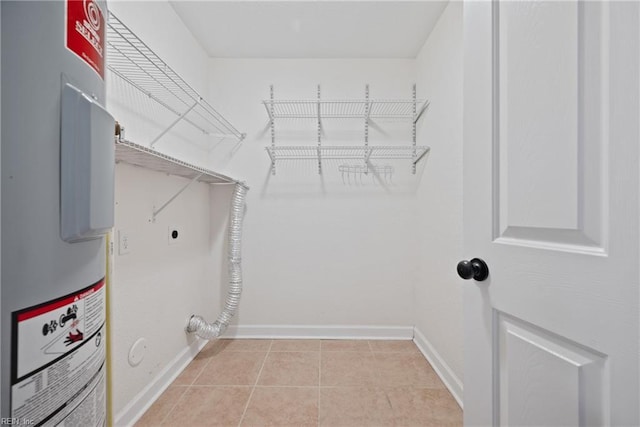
[414,100,431,124]
[152,173,203,222]
[364,147,373,164]
[150,99,200,148]
[107,12,246,148]
[413,146,431,165]
[115,139,246,221]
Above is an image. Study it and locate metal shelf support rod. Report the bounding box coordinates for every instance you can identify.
[317,84,322,174]
[364,84,369,156]
[270,85,276,175]
[413,146,431,165]
[364,147,373,163]
[412,84,417,175]
[266,148,275,163]
[150,99,201,148]
[414,100,431,124]
[264,103,274,122]
[152,173,204,221]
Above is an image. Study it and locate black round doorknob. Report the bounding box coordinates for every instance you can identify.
[457,258,489,281]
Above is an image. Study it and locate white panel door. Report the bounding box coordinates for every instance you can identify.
[462,1,639,425]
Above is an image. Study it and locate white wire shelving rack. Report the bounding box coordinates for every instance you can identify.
[107,12,245,147]
[263,84,430,175]
[107,13,246,220]
[115,139,242,221]
[262,99,430,121]
[266,146,430,162]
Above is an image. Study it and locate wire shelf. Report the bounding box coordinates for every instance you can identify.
[338,164,395,174]
[107,12,245,143]
[262,99,429,121]
[115,139,238,185]
[265,146,430,162]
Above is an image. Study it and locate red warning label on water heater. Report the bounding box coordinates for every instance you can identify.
[10,279,106,426]
[66,0,105,79]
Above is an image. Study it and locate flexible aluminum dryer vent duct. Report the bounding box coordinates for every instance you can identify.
[186,182,248,339]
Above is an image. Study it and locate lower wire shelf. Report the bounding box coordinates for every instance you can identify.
[115,139,246,221]
[265,145,430,164]
[115,139,239,184]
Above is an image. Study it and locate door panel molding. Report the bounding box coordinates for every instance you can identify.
[496,311,609,426]
[491,1,609,254]
[495,227,606,256]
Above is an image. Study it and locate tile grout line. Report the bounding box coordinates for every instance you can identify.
[153,384,189,426]
[368,340,397,424]
[368,340,386,391]
[317,343,322,427]
[185,384,322,388]
[236,340,273,427]
[368,340,384,386]
[188,346,216,386]
[155,342,215,425]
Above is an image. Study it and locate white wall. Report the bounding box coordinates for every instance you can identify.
[106,1,235,419]
[208,59,419,331]
[414,0,464,392]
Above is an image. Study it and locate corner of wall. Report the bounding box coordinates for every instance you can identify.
[413,327,463,408]
[114,338,208,426]
[412,0,465,387]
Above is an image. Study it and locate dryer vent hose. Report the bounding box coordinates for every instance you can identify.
[186,182,248,339]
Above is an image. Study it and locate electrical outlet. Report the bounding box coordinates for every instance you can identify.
[118,230,131,255]
[168,225,181,245]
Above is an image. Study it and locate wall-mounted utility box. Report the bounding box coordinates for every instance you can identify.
[61,83,115,242]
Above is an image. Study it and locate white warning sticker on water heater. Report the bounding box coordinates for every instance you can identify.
[10,279,106,426]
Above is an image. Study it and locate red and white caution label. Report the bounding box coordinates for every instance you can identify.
[66,0,105,79]
[10,279,106,426]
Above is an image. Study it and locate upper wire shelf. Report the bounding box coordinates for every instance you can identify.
[262,99,430,122]
[107,12,245,145]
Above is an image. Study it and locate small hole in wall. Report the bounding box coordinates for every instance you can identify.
[168,225,181,245]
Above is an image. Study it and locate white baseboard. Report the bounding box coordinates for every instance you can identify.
[413,327,463,408]
[222,324,415,340]
[113,338,208,427]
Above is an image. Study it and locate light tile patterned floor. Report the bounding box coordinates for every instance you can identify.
[135,339,462,427]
